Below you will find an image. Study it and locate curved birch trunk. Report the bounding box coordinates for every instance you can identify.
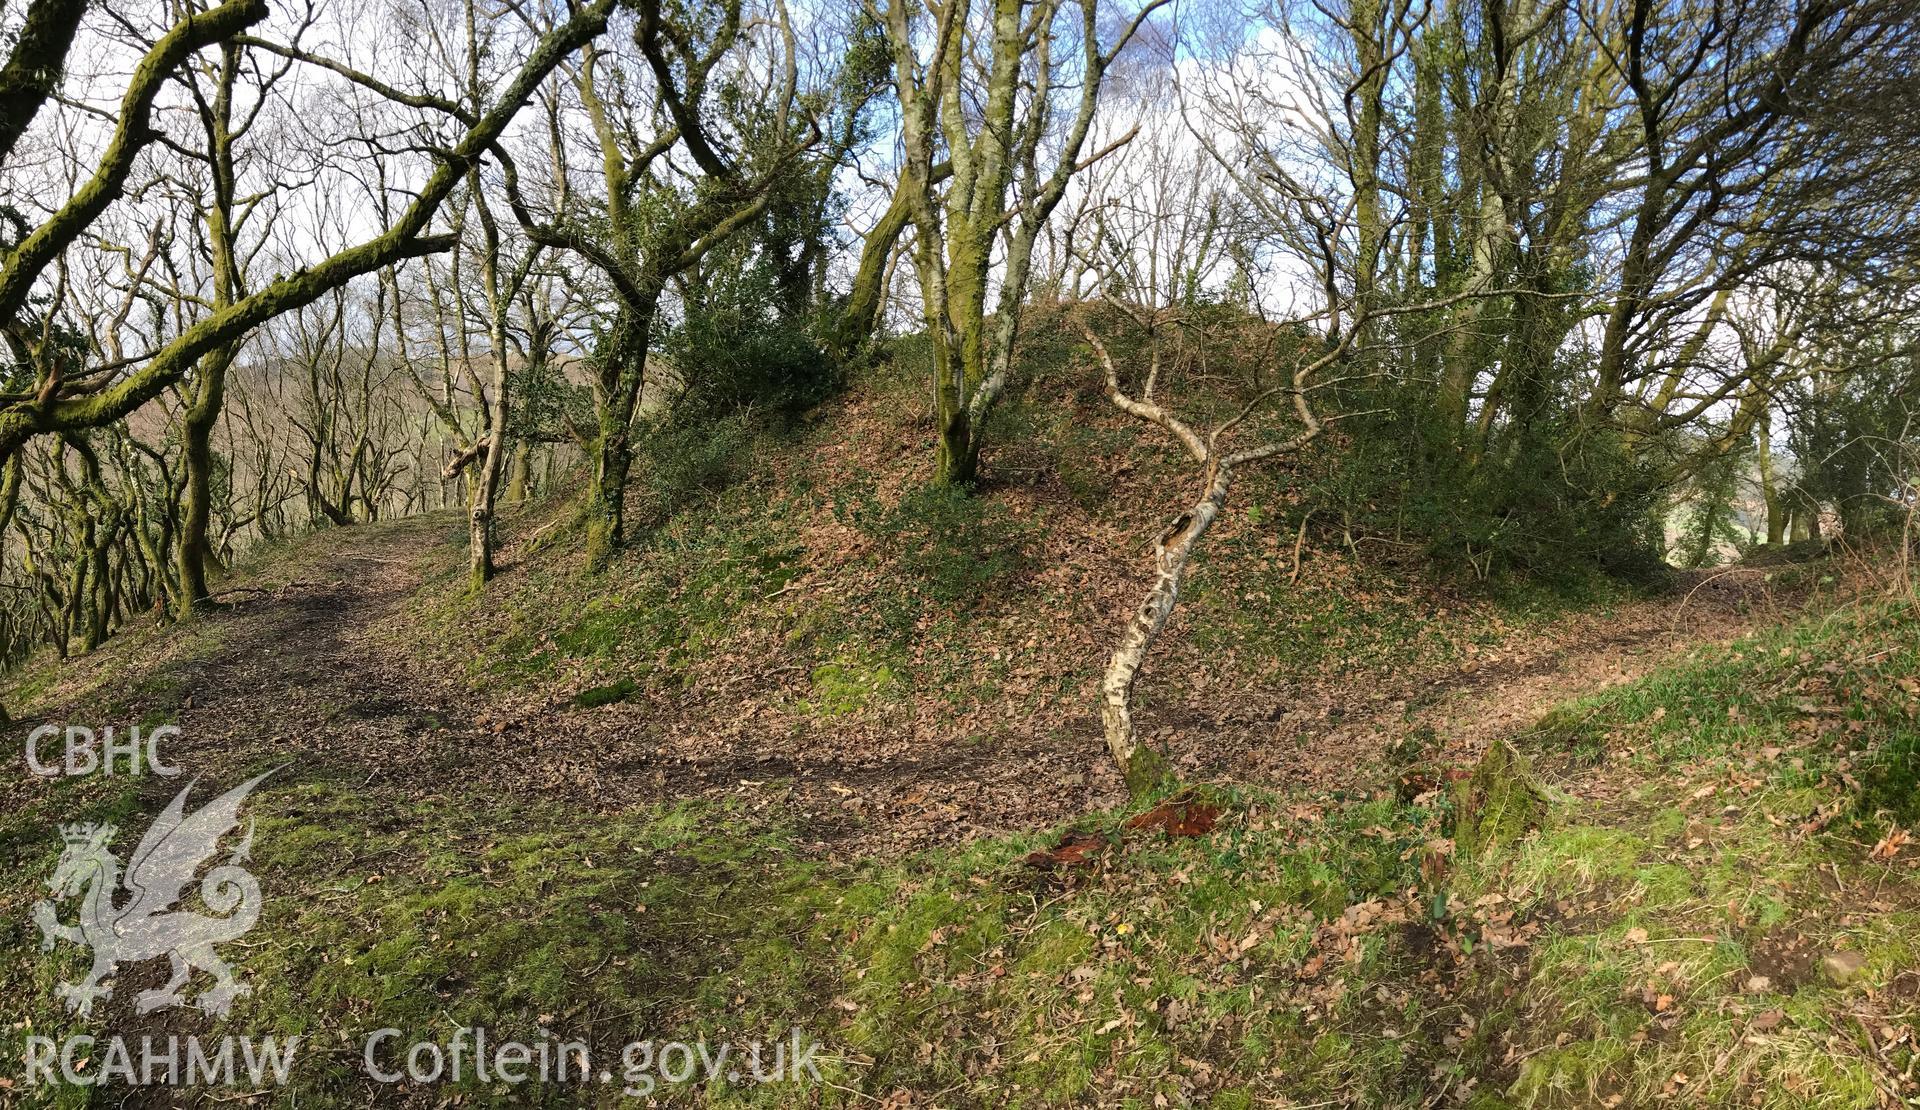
[1079,310,1341,796]
[1102,463,1232,795]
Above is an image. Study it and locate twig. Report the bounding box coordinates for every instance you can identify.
[1289,511,1310,585]
[818,1077,885,1103]
[522,517,563,550]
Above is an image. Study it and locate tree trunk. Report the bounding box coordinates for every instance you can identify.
[1102,464,1231,796]
[1757,406,1785,545]
[931,220,990,487]
[505,440,532,504]
[935,408,976,487]
[468,430,505,593]
[467,185,516,593]
[84,520,111,650]
[830,173,924,359]
[585,423,631,572]
[468,352,511,592]
[177,346,234,615]
[178,44,242,617]
[584,306,652,571]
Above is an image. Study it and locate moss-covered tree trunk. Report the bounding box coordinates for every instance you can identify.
[177,43,244,616]
[505,441,532,504]
[881,0,1147,490]
[467,364,509,593]
[465,183,521,594]
[933,218,993,486]
[541,31,764,570]
[1347,0,1385,314]
[584,309,652,572]
[827,166,949,360]
[584,420,630,573]
[177,347,234,613]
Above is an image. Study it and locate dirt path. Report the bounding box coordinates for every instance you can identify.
[20,519,1792,859]
[123,516,470,792]
[1208,570,1777,791]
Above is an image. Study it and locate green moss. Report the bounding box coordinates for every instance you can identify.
[1644,805,1687,843]
[1529,702,1610,763]
[1450,740,1547,855]
[1859,729,1920,823]
[573,677,638,708]
[805,659,898,716]
[1499,825,1644,901]
[1631,862,1696,908]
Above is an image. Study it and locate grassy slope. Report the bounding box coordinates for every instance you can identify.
[3,550,1914,1105]
[771,592,1920,1109]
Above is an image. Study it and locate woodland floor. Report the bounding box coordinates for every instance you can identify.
[5,512,1919,1108]
[15,511,1776,862]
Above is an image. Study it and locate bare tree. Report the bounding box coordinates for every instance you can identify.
[498,0,819,569]
[876,0,1166,485]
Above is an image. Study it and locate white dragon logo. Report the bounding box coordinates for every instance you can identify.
[32,771,274,1018]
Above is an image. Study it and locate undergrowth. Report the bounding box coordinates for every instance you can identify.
[6,593,1916,1105]
[404,374,1632,735]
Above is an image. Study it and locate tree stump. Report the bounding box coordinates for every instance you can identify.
[1451,739,1547,855]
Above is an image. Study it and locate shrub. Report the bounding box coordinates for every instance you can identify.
[631,411,756,528]
[661,258,840,423]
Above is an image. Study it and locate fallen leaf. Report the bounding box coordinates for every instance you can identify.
[1127,794,1221,837]
[1024,832,1108,870]
[1870,827,1910,861]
